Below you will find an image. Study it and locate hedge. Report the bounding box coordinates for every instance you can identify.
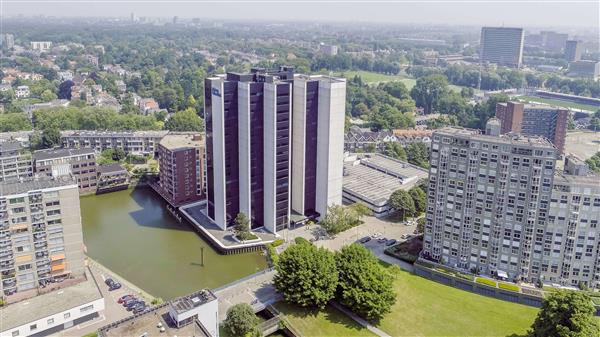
[271,239,285,247]
[475,277,497,287]
[294,237,311,245]
[498,282,520,292]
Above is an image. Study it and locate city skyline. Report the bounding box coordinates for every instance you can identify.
[3,0,599,29]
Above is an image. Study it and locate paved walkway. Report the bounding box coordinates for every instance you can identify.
[331,301,392,337]
[214,269,280,321]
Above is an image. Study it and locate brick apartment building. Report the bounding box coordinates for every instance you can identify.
[496,102,568,153]
[156,134,204,207]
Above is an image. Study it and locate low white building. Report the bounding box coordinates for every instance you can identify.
[15,85,30,98]
[0,268,105,337]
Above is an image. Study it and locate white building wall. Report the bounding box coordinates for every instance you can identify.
[209,79,227,229]
[168,298,219,337]
[263,83,277,233]
[238,83,251,220]
[315,79,346,218]
[290,80,307,214]
[3,298,104,337]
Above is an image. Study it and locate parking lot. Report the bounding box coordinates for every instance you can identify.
[56,261,150,336]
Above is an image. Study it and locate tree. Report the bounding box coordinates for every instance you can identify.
[320,204,368,235]
[409,187,427,214]
[233,213,253,240]
[58,80,74,99]
[410,74,449,114]
[0,113,32,132]
[405,143,429,168]
[41,127,61,149]
[384,142,407,161]
[165,108,204,132]
[41,89,57,102]
[223,303,260,337]
[274,243,338,308]
[335,244,396,321]
[529,290,599,337]
[389,189,415,220]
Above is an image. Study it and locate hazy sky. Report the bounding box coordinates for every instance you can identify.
[2,0,599,29]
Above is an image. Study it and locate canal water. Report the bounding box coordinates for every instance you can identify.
[81,187,267,300]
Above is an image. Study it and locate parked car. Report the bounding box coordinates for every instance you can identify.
[118,295,134,304]
[125,300,142,309]
[386,239,397,246]
[123,298,138,307]
[127,301,146,311]
[104,278,114,286]
[359,236,371,243]
[133,305,147,314]
[109,282,122,291]
[377,237,387,243]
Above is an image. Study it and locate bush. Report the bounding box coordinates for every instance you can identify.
[498,282,520,292]
[271,239,285,247]
[265,243,279,266]
[294,237,311,245]
[476,277,497,288]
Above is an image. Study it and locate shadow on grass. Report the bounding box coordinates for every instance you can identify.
[277,301,368,333]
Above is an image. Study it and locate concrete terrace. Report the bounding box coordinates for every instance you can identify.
[180,202,277,254]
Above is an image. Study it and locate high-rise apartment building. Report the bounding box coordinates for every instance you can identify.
[0,142,33,183]
[496,102,568,153]
[33,148,98,193]
[424,124,600,287]
[544,172,600,288]
[567,60,600,80]
[204,67,345,234]
[156,134,204,207]
[480,27,524,68]
[564,40,582,62]
[0,176,85,297]
[423,126,558,282]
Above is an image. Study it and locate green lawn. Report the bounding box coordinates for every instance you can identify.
[274,302,376,337]
[376,266,538,337]
[517,96,599,111]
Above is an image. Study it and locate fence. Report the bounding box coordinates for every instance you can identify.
[212,267,275,294]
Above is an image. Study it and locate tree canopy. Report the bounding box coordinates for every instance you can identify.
[223,303,260,337]
[529,290,599,337]
[335,244,396,321]
[164,107,204,132]
[320,204,371,235]
[274,242,338,308]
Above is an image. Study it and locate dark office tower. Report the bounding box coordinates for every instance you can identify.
[205,68,294,233]
[564,40,582,62]
[496,102,568,153]
[480,27,524,68]
[205,68,346,235]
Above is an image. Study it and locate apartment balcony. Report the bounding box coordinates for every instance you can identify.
[32,224,46,233]
[36,257,51,268]
[2,278,16,287]
[1,269,15,279]
[0,260,14,270]
[0,251,13,261]
[35,251,48,259]
[34,242,48,251]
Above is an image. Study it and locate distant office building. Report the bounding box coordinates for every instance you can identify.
[30,41,52,52]
[61,130,169,156]
[15,85,30,99]
[1,33,14,49]
[0,176,86,297]
[540,31,568,52]
[564,40,582,62]
[0,142,33,183]
[320,44,338,56]
[480,27,524,68]
[33,148,97,193]
[424,126,558,282]
[496,102,568,153]
[204,67,346,234]
[567,60,600,80]
[156,134,204,207]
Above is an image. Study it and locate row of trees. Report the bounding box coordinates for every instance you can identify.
[384,142,429,168]
[274,242,396,321]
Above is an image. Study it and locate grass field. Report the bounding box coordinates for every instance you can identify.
[517,96,599,111]
[274,302,377,337]
[376,266,538,337]
[337,70,472,94]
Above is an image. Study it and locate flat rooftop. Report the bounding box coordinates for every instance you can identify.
[98,163,127,174]
[159,134,204,150]
[33,147,95,161]
[435,127,556,149]
[0,141,23,155]
[0,268,102,332]
[99,306,209,337]
[343,154,428,207]
[0,175,78,196]
[170,289,216,315]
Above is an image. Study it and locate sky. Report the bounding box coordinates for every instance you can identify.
[2,0,599,29]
